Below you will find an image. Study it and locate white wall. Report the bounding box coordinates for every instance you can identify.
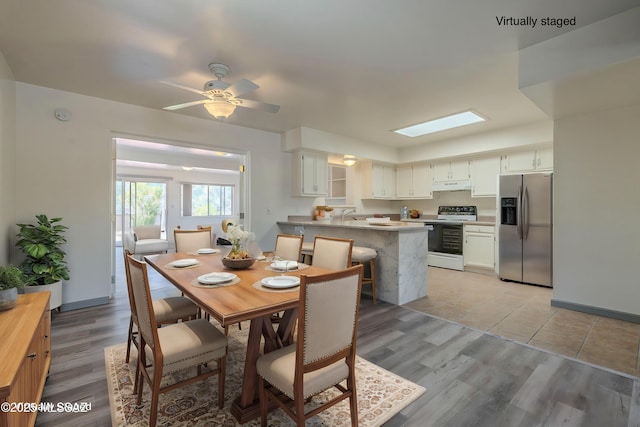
[12,82,310,309]
[553,103,640,316]
[0,53,16,264]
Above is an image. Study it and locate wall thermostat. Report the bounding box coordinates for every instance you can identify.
[54,108,72,121]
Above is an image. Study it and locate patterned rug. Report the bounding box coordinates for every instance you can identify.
[105,324,426,426]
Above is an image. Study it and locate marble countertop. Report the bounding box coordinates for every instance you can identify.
[277,219,427,232]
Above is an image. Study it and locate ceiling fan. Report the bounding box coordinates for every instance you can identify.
[162,63,280,120]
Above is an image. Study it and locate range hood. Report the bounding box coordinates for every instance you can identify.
[432,180,472,192]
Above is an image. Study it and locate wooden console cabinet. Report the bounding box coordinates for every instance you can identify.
[0,293,51,427]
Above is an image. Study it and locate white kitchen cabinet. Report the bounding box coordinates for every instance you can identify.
[535,147,553,170]
[463,225,495,270]
[396,163,432,199]
[501,148,553,173]
[292,151,328,197]
[471,156,501,197]
[361,161,396,199]
[433,159,470,183]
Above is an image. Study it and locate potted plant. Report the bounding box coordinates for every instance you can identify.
[16,214,70,310]
[0,265,25,311]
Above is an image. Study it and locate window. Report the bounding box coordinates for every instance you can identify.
[182,183,234,216]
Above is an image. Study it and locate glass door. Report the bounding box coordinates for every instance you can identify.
[115,178,167,246]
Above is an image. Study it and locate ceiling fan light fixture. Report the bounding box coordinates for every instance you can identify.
[204,100,236,120]
[343,154,357,167]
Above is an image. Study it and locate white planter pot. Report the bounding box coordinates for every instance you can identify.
[24,280,62,310]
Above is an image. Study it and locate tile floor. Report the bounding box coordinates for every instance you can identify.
[405,267,640,377]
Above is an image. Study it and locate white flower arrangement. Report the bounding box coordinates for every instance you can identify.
[225,225,255,259]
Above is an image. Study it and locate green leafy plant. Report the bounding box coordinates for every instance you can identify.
[0,265,25,290]
[16,214,70,286]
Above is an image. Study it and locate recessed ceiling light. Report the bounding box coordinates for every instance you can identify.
[393,111,485,137]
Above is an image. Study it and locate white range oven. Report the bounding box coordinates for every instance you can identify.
[424,206,477,271]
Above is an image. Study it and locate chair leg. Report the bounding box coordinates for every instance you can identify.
[259,377,268,427]
[218,356,226,409]
[369,258,377,304]
[125,317,134,363]
[149,365,163,427]
[348,371,358,426]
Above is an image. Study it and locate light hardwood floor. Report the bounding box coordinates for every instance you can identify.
[35,253,640,426]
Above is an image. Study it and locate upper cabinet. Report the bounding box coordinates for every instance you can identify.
[432,159,470,183]
[292,151,328,197]
[501,148,553,173]
[470,156,501,197]
[396,163,433,199]
[361,161,396,199]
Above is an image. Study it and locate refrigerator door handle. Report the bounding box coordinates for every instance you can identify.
[523,186,530,239]
[516,185,523,240]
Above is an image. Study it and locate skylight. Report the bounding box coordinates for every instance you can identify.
[393,111,485,137]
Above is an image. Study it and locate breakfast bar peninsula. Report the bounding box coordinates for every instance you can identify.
[277,219,428,305]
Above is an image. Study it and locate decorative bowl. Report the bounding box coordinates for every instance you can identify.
[221,257,256,270]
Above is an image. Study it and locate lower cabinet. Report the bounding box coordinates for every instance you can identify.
[0,293,51,427]
[463,225,495,271]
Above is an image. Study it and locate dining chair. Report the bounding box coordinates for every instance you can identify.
[274,233,304,262]
[174,228,212,253]
[257,264,364,426]
[311,236,354,270]
[125,254,228,427]
[123,250,199,364]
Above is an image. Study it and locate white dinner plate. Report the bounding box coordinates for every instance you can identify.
[271,260,298,271]
[171,258,198,268]
[261,276,301,289]
[197,248,219,254]
[197,272,236,285]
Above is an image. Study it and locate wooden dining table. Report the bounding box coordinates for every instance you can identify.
[144,251,328,423]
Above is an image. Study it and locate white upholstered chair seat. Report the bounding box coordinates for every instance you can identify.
[256,345,349,399]
[351,246,376,262]
[133,239,169,253]
[147,319,228,374]
[152,297,198,323]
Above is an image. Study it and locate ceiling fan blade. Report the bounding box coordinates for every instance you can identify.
[163,99,209,111]
[237,98,280,114]
[159,80,205,96]
[226,78,259,98]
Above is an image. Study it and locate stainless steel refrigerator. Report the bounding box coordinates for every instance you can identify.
[498,173,553,287]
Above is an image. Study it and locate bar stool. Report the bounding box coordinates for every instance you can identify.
[301,241,314,264]
[351,246,377,303]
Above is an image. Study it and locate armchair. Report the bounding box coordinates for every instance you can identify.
[124,225,169,258]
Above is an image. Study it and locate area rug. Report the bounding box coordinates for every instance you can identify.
[105,325,426,426]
